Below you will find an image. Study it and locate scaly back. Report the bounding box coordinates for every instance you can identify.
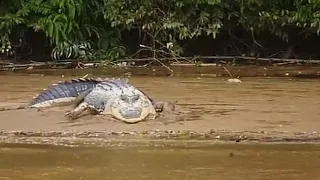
[29,77,129,108]
[30,78,102,107]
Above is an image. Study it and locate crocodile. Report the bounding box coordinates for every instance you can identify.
[1,77,175,124]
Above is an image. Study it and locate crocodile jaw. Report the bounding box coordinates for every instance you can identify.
[109,99,156,124]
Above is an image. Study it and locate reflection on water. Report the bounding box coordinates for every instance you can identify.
[0,143,320,180]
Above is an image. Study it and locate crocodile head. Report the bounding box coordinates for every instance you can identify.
[108,93,156,123]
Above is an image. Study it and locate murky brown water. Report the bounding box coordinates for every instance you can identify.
[0,74,320,179]
[0,143,320,180]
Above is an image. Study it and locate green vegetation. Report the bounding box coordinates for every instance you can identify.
[1,0,320,62]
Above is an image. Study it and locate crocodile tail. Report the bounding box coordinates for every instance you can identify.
[29,78,102,108]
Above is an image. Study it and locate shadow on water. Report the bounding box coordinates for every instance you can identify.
[0,143,320,180]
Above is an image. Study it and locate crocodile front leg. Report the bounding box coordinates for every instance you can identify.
[65,102,90,119]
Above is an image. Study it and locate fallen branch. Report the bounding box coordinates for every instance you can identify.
[0,61,99,71]
[139,44,174,73]
[1,55,320,71]
[222,66,234,78]
[116,56,320,64]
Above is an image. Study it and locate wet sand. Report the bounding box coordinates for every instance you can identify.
[0,74,320,144]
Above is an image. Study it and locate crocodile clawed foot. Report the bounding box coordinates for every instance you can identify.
[65,111,78,120]
[146,113,157,120]
[65,102,90,120]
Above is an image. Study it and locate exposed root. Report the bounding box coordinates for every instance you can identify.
[223,66,242,83]
[222,66,234,78]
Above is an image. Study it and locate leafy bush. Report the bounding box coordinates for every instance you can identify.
[1,0,320,61]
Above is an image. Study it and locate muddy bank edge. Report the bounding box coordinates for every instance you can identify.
[2,65,320,78]
[1,129,320,147]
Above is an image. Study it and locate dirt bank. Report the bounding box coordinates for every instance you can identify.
[0,74,320,145]
[2,64,320,78]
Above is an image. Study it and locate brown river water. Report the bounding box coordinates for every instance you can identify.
[1,143,320,180]
[0,73,320,179]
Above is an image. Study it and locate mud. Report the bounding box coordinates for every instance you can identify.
[0,74,320,145]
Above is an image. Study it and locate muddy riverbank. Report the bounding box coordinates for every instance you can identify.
[0,73,319,145]
[2,64,320,78]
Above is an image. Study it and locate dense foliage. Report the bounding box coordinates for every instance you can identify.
[1,0,320,62]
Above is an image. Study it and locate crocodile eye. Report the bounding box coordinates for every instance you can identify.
[120,95,129,102]
[143,100,150,107]
[132,94,140,101]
